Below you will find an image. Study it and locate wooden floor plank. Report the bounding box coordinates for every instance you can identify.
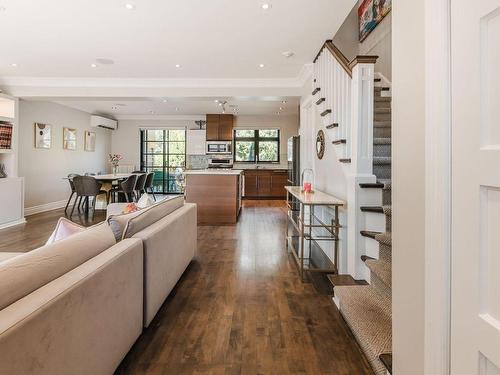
[0,200,373,375]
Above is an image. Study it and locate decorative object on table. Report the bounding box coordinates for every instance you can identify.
[301,168,315,193]
[63,127,77,150]
[108,153,123,175]
[316,130,325,160]
[34,122,52,149]
[0,163,6,178]
[0,122,13,150]
[84,130,96,151]
[358,0,391,42]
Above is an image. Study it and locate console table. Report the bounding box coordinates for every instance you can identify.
[285,186,345,281]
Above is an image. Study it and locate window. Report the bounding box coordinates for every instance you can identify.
[140,129,186,194]
[234,129,280,163]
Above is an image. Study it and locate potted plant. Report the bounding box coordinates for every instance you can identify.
[109,154,123,175]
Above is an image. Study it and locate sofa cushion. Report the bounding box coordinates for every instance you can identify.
[0,222,116,310]
[45,217,85,245]
[107,208,144,241]
[0,253,22,263]
[123,195,184,239]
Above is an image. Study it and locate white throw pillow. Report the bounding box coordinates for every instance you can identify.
[45,217,86,245]
[137,193,155,209]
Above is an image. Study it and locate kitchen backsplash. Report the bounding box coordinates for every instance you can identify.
[187,154,209,170]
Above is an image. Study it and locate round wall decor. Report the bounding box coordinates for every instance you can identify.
[316,130,325,159]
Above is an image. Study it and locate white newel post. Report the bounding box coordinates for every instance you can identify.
[347,61,377,279]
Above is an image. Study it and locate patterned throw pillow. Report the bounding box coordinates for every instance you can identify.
[122,202,139,214]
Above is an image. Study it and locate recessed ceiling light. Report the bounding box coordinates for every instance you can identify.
[10,63,17,68]
[259,63,265,68]
[175,64,181,68]
[214,99,219,103]
[111,106,118,110]
[279,107,284,110]
[125,3,135,10]
[162,99,167,103]
[96,58,114,65]
[90,63,97,68]
[282,51,294,58]
[262,3,271,10]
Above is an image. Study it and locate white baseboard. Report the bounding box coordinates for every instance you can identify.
[0,218,27,230]
[24,199,69,216]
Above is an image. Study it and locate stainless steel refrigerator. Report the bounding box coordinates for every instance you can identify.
[287,136,300,187]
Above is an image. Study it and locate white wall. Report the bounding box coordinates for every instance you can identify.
[332,3,392,80]
[18,101,111,210]
[112,114,299,170]
[392,0,425,373]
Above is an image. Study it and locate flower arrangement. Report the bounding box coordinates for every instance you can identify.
[109,154,123,174]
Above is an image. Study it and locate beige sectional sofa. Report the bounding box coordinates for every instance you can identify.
[0,196,197,375]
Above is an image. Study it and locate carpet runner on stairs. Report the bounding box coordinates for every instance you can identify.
[333,85,393,375]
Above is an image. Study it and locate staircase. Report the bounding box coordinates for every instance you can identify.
[335,84,392,375]
[310,40,392,374]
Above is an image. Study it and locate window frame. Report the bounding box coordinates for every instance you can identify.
[139,128,186,194]
[233,129,280,163]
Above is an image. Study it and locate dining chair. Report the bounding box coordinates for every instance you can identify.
[134,173,147,202]
[144,172,156,201]
[70,176,107,220]
[132,170,144,173]
[110,174,138,203]
[64,173,80,214]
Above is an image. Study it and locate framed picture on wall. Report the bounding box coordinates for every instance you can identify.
[63,127,77,150]
[358,0,391,42]
[34,123,52,149]
[84,131,96,152]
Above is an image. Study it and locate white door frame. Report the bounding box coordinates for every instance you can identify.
[423,0,452,374]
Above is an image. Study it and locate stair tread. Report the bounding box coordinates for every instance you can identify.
[360,230,381,239]
[316,97,326,105]
[375,232,392,247]
[374,97,392,102]
[328,274,368,286]
[365,257,392,289]
[312,87,321,95]
[335,285,392,375]
[373,137,391,145]
[360,206,384,214]
[375,108,391,114]
[326,123,338,129]
[359,182,385,189]
[379,353,393,374]
[321,109,332,116]
[332,139,346,145]
[373,156,391,165]
[339,158,351,163]
[375,87,390,91]
[374,120,391,128]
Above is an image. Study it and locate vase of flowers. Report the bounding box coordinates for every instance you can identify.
[109,154,123,175]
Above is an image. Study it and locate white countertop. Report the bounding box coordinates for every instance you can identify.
[184,169,243,175]
[285,186,345,206]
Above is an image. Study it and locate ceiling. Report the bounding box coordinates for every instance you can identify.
[53,97,300,117]
[0,0,355,79]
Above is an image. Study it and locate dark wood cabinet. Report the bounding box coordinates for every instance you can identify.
[206,114,233,141]
[243,169,287,198]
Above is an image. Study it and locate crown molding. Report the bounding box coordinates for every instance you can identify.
[115,114,206,121]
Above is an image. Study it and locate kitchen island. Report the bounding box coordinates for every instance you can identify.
[184,169,243,225]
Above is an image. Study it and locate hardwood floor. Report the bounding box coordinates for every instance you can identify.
[0,200,373,374]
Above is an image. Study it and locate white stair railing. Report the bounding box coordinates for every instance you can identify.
[311,40,378,279]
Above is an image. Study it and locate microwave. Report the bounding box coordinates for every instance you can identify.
[206,141,232,155]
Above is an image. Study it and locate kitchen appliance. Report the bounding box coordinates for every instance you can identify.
[206,141,232,155]
[208,155,233,168]
[287,136,301,212]
[287,136,300,186]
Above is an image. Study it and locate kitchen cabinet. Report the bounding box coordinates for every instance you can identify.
[243,169,287,198]
[206,114,233,141]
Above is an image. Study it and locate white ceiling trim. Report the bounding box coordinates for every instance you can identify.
[115,114,206,121]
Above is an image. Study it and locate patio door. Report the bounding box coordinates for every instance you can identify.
[140,129,186,194]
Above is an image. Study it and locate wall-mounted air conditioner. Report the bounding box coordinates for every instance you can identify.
[90,115,118,130]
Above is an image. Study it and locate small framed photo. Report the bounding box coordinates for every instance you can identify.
[63,127,77,151]
[84,131,96,152]
[34,123,52,149]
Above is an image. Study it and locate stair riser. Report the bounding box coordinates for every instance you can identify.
[374,164,391,180]
[364,235,380,260]
[363,211,386,234]
[374,144,391,158]
[375,113,391,121]
[382,189,391,206]
[374,128,391,138]
[368,269,392,298]
[375,102,391,109]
